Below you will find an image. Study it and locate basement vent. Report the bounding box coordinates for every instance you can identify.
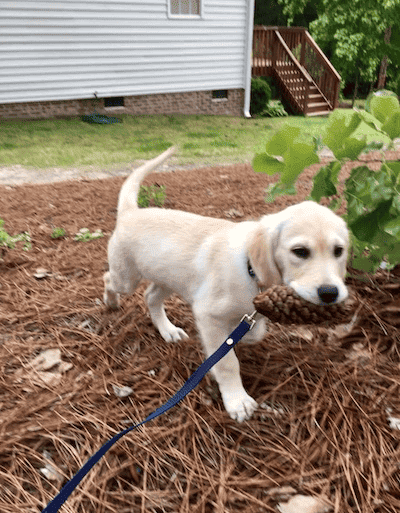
[212,90,228,100]
[104,97,125,108]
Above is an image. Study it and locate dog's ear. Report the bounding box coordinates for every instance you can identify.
[248,227,282,289]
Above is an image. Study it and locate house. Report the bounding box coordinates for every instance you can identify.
[0,0,255,120]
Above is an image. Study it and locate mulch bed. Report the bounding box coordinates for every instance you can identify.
[1,159,400,513]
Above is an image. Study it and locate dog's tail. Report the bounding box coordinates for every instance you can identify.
[117,146,176,213]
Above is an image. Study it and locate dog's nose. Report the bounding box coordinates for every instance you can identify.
[317,284,339,304]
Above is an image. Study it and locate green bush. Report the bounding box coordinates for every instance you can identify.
[263,100,288,118]
[250,78,272,116]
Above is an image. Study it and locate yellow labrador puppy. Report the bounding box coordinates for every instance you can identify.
[104,149,349,422]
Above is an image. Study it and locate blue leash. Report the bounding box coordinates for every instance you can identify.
[41,313,257,513]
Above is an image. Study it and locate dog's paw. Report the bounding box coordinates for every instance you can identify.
[222,390,258,422]
[103,291,119,310]
[160,325,189,343]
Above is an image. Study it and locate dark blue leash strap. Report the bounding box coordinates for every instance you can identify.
[41,313,256,513]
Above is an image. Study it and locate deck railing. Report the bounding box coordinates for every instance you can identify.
[253,26,341,113]
[273,30,313,115]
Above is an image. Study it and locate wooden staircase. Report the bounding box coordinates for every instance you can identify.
[307,85,331,117]
[252,27,341,116]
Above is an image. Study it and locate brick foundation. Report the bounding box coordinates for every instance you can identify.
[0,89,245,120]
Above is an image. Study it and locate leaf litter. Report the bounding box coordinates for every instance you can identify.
[1,159,400,512]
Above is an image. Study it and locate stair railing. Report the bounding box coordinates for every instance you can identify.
[273,30,313,115]
[252,26,341,113]
[276,27,341,109]
[252,26,273,76]
[302,30,341,109]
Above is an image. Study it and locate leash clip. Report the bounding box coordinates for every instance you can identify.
[240,310,257,330]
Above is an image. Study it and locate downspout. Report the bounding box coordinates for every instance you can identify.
[243,0,255,118]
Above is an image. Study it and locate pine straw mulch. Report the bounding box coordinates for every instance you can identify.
[1,159,400,513]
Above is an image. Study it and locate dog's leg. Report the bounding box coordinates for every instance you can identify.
[104,232,142,309]
[195,315,258,422]
[145,283,189,342]
[103,271,121,309]
[104,264,141,310]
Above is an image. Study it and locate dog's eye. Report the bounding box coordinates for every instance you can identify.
[292,247,310,259]
[334,246,344,257]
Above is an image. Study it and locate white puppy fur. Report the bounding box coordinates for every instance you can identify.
[104,149,349,422]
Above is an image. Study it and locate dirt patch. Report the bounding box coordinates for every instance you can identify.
[1,160,400,512]
[0,159,203,186]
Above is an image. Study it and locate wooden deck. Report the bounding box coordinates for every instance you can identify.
[252,27,341,116]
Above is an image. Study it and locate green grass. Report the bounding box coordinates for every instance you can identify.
[339,99,366,109]
[0,114,329,170]
[0,111,390,170]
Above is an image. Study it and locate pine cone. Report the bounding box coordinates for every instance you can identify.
[253,285,354,326]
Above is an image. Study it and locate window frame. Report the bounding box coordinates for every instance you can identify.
[168,0,203,19]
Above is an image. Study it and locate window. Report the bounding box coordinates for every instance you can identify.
[170,0,200,16]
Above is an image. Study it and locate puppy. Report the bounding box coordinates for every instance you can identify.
[104,148,349,422]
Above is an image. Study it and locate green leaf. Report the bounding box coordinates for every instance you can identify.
[265,125,301,156]
[252,153,285,175]
[345,165,394,220]
[372,230,397,252]
[385,160,400,177]
[351,256,376,273]
[328,196,342,211]
[385,162,400,188]
[360,141,385,154]
[323,110,361,154]
[349,199,393,242]
[383,218,400,240]
[381,111,400,140]
[356,110,383,133]
[310,161,341,202]
[369,95,400,123]
[266,182,297,203]
[386,243,400,267]
[335,135,367,160]
[280,142,319,184]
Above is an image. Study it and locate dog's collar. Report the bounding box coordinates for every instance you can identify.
[247,260,257,280]
[247,260,264,298]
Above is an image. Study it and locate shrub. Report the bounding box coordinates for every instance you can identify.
[263,100,288,118]
[250,78,272,116]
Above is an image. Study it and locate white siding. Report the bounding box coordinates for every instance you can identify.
[0,0,251,104]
